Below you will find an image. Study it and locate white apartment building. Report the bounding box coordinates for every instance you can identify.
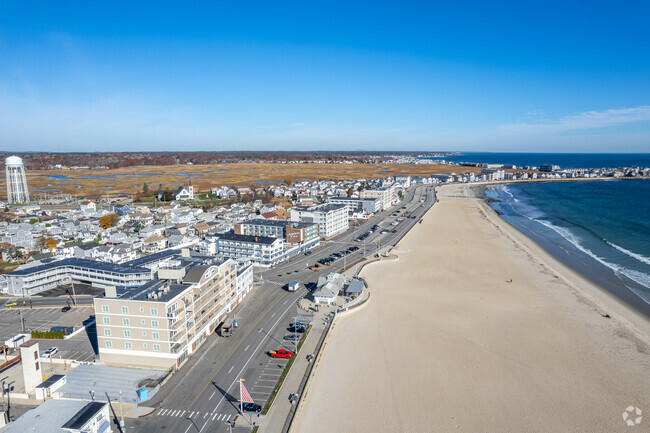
[94,259,240,369]
[214,233,284,266]
[290,204,348,239]
[6,258,152,296]
[325,197,381,218]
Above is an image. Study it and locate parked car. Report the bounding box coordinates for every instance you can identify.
[283,334,301,341]
[3,302,17,308]
[289,325,306,333]
[304,250,312,256]
[269,349,293,358]
[42,347,59,358]
[61,306,71,312]
[242,403,262,413]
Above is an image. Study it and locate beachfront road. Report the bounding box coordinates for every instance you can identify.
[128,184,436,433]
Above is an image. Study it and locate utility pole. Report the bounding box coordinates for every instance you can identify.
[71,282,77,306]
[19,309,25,333]
[119,390,125,430]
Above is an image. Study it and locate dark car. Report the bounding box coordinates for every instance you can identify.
[283,334,301,341]
[304,250,312,256]
[242,402,262,413]
[349,246,360,252]
[61,306,71,312]
[289,325,306,333]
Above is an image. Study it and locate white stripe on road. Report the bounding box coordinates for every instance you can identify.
[174,410,180,417]
[212,413,218,421]
[204,413,209,418]
[181,410,186,417]
[190,411,195,418]
[200,419,209,432]
[244,344,249,351]
[253,385,275,388]
[159,409,167,416]
[209,391,215,400]
[212,290,303,411]
[228,365,233,373]
[271,312,275,318]
[184,424,192,433]
[218,414,225,420]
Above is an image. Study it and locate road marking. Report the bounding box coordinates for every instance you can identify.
[283,300,288,305]
[186,291,291,411]
[181,410,186,417]
[227,365,234,373]
[258,328,262,333]
[244,344,249,352]
[253,385,275,389]
[190,411,195,418]
[204,412,209,419]
[271,313,275,318]
[158,409,167,416]
[184,424,192,433]
[209,391,215,400]
[200,419,209,432]
[176,410,182,417]
[211,293,302,411]
[213,413,218,420]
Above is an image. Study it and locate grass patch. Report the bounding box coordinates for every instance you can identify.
[252,427,260,433]
[0,262,19,274]
[261,325,312,415]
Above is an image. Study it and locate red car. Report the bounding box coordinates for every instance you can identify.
[269,349,293,359]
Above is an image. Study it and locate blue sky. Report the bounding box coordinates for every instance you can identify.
[1,1,649,152]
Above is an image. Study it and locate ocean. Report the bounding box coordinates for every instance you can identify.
[425,152,650,169]
[486,179,650,317]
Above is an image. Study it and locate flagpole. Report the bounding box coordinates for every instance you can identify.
[239,378,243,415]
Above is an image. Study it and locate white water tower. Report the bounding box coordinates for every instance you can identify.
[5,155,30,203]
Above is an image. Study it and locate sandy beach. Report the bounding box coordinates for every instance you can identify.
[291,184,650,433]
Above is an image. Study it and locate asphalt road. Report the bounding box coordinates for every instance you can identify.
[128,184,436,433]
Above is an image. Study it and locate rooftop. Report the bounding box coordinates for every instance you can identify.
[111,278,189,303]
[0,399,100,433]
[216,232,279,245]
[61,401,108,430]
[8,257,150,276]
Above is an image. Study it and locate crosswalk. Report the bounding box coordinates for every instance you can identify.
[156,408,234,422]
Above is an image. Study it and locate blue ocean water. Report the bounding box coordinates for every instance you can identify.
[486,179,650,313]
[424,153,650,169]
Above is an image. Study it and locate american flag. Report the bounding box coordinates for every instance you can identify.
[240,380,254,403]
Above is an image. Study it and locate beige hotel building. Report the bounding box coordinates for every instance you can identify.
[94,259,253,369]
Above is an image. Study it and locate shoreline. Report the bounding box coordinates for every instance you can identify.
[479,181,650,322]
[290,183,650,433]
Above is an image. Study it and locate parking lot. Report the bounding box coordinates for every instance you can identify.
[0,305,97,362]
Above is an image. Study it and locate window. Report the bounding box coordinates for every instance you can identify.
[125,342,132,349]
[140,307,144,313]
[141,319,145,325]
[124,330,131,338]
[152,332,160,340]
[151,320,159,328]
[122,318,130,326]
[150,308,158,316]
[105,341,112,348]
[153,344,160,351]
[142,331,147,336]
[101,305,109,313]
[103,317,110,325]
[143,343,147,349]
[121,306,129,314]
[36,362,39,371]
[34,351,38,360]
[104,329,111,336]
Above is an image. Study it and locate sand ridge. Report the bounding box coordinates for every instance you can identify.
[290,184,650,433]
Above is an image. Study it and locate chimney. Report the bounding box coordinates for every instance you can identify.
[105,286,117,298]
